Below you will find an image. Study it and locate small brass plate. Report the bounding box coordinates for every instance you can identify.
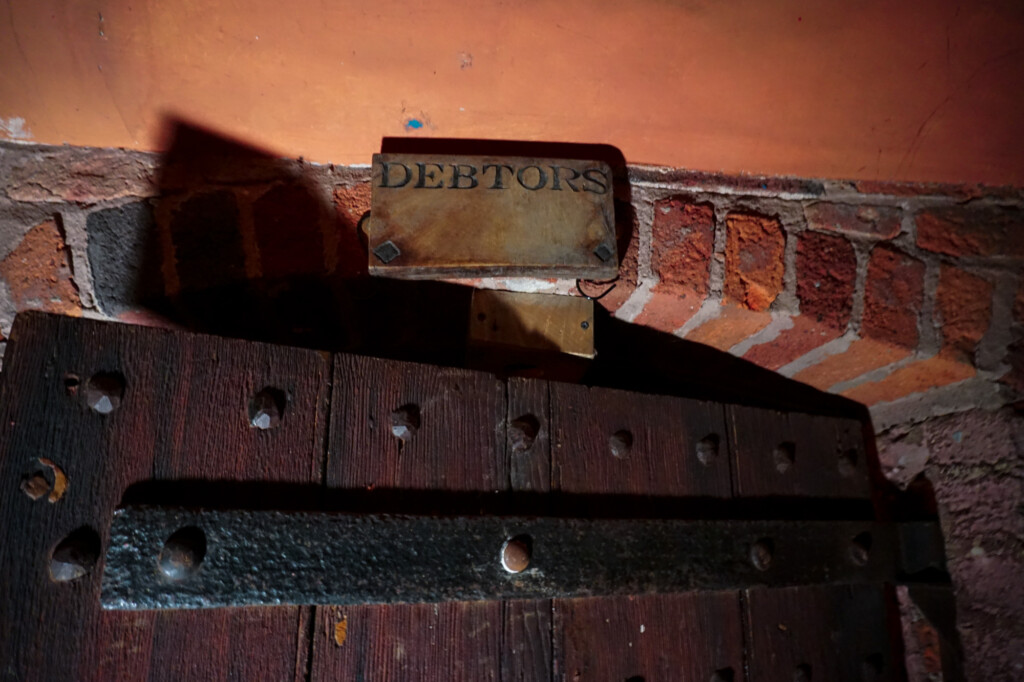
[469,290,594,359]
[365,153,617,279]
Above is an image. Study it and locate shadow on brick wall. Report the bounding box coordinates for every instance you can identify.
[87,120,477,365]
[89,119,872,422]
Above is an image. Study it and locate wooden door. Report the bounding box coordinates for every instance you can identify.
[0,313,905,681]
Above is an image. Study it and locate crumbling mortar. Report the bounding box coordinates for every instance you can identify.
[57,208,98,311]
[627,166,824,202]
[846,244,871,334]
[868,375,1011,431]
[917,258,943,356]
[0,200,63,261]
[776,331,856,377]
[728,312,795,357]
[707,200,730,300]
[232,187,262,280]
[772,202,805,314]
[633,193,656,282]
[829,350,926,394]
[978,270,1021,375]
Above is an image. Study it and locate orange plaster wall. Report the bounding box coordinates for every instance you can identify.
[1,0,1023,185]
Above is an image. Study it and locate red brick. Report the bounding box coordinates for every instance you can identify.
[333,182,372,277]
[650,199,714,295]
[633,288,704,332]
[170,191,245,292]
[253,183,327,278]
[916,205,1024,259]
[842,354,975,405]
[724,212,785,311]
[793,338,912,391]
[936,265,993,362]
[0,220,81,317]
[804,202,901,239]
[862,246,925,348]
[633,199,715,330]
[595,200,639,313]
[334,181,372,225]
[796,231,857,327]
[743,315,843,371]
[684,304,772,351]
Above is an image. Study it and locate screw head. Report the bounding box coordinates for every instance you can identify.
[593,242,614,262]
[390,404,421,441]
[249,387,286,430]
[50,526,100,582]
[159,526,207,581]
[862,653,884,680]
[509,414,540,453]
[85,372,125,415]
[501,535,532,573]
[373,240,401,264]
[750,538,774,571]
[696,434,720,466]
[609,429,633,459]
[838,448,858,477]
[849,532,872,566]
[21,472,50,500]
[773,442,796,473]
[20,458,67,503]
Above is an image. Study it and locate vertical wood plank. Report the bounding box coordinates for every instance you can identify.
[550,381,744,681]
[503,377,553,682]
[727,406,872,499]
[310,354,507,681]
[507,376,551,494]
[555,594,744,682]
[745,585,904,682]
[142,326,329,682]
[550,383,731,497]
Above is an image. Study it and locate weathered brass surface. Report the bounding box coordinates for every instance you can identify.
[365,153,617,279]
[469,290,595,359]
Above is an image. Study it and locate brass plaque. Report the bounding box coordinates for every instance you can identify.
[365,153,617,279]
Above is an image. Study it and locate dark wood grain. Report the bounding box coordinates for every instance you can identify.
[555,593,744,682]
[139,316,330,682]
[310,354,507,681]
[324,354,507,491]
[745,585,904,682]
[317,602,501,681]
[550,383,730,497]
[727,405,872,499]
[550,382,745,681]
[503,377,553,681]
[0,312,329,681]
[507,376,551,493]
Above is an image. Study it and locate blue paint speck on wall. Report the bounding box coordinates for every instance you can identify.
[405,119,424,130]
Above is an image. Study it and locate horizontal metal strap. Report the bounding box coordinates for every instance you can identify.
[100,507,942,610]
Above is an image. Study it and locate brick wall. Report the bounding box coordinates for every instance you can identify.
[1,141,1021,430]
